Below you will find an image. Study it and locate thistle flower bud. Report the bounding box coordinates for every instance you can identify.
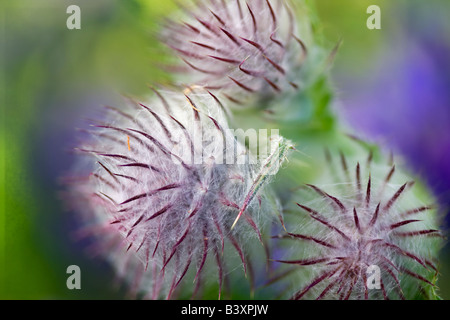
[270,150,443,300]
[67,88,292,299]
[162,0,310,104]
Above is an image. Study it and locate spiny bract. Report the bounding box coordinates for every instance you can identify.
[68,88,291,299]
[271,151,443,300]
[163,0,308,104]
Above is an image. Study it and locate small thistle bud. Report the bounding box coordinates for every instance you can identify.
[270,151,443,300]
[67,88,292,299]
[162,0,309,104]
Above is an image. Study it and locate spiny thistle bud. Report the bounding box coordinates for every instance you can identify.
[67,88,293,299]
[162,0,309,104]
[270,150,444,300]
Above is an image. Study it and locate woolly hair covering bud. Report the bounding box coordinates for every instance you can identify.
[66,88,293,299]
[162,0,310,104]
[269,149,443,300]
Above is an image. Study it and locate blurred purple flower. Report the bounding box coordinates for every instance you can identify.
[341,15,450,221]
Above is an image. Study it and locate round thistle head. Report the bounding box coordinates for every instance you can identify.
[271,151,444,300]
[162,0,310,105]
[67,88,291,299]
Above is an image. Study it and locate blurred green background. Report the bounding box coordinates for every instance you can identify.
[1,0,449,299]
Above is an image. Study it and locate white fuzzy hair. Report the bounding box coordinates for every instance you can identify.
[69,87,292,299]
[270,149,443,300]
[162,0,310,104]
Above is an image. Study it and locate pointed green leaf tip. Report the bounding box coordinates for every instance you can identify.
[231,135,294,230]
